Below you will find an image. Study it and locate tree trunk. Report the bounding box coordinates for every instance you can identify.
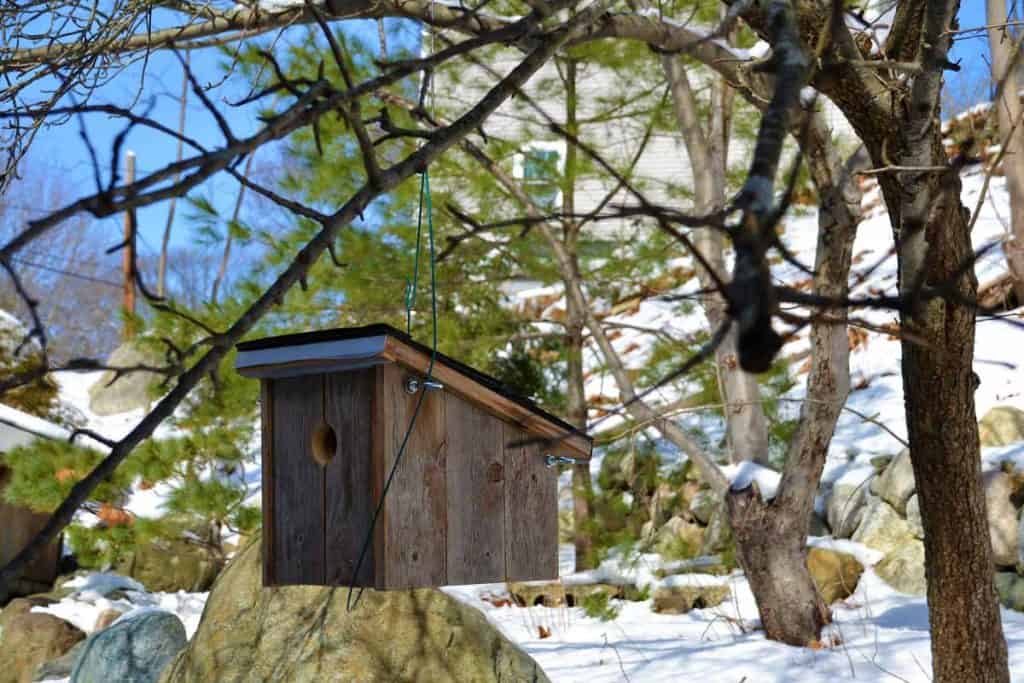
[726,485,830,645]
[566,296,595,570]
[900,174,1009,683]
[882,3,1010,678]
[987,0,1024,303]
[661,53,770,465]
[562,57,595,571]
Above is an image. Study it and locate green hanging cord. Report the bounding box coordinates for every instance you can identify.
[405,171,428,335]
[423,169,438,357]
[346,168,439,613]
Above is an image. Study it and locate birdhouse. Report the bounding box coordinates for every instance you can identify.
[235,324,592,589]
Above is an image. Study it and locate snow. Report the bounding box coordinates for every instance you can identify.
[723,461,781,499]
[32,573,207,639]
[441,547,1024,682]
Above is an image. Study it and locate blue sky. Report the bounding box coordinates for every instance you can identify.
[6,5,996,266]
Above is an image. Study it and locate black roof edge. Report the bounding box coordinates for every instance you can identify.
[237,323,590,443]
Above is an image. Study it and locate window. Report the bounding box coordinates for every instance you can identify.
[514,143,564,212]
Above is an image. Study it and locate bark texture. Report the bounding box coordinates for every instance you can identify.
[987,0,1024,303]
[726,486,830,645]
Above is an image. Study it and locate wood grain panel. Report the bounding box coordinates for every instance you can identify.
[323,369,375,586]
[445,394,505,584]
[383,338,592,461]
[375,363,447,588]
[271,375,325,585]
[260,380,275,585]
[503,424,558,582]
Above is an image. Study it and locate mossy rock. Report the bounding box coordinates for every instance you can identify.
[0,595,85,683]
[806,547,863,605]
[116,538,222,593]
[160,536,548,683]
[508,581,622,608]
[651,584,730,614]
[980,406,1024,447]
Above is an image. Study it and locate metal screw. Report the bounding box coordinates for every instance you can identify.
[405,377,444,394]
[544,454,577,468]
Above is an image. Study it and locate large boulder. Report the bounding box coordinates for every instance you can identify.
[652,516,705,559]
[116,538,222,593]
[87,342,166,416]
[875,541,926,596]
[984,471,1020,567]
[851,495,915,555]
[688,490,717,526]
[71,610,186,683]
[871,450,916,514]
[905,494,924,539]
[160,537,549,683]
[699,502,733,558]
[827,480,869,539]
[806,548,863,605]
[0,596,85,683]
[979,406,1024,447]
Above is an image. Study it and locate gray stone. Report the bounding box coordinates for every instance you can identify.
[979,406,1024,447]
[688,490,717,526]
[652,516,704,559]
[851,495,915,555]
[699,502,733,557]
[87,342,166,416]
[71,611,186,683]
[985,470,1019,568]
[906,494,924,539]
[160,536,548,683]
[875,541,926,596]
[827,480,869,539]
[873,449,916,514]
[996,572,1024,612]
[33,641,84,682]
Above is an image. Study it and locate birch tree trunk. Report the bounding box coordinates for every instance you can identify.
[987,0,1024,303]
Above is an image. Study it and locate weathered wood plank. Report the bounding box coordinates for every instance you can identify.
[323,369,375,586]
[503,424,558,582]
[375,363,447,588]
[271,375,325,585]
[382,337,592,461]
[445,393,505,585]
[260,380,275,586]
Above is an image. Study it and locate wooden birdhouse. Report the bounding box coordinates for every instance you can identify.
[235,324,592,589]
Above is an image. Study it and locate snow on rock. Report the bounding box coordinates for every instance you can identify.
[32,572,207,640]
[722,461,781,499]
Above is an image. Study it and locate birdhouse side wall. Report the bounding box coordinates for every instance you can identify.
[374,363,447,589]
[374,363,559,588]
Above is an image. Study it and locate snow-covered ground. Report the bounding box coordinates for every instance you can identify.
[18,164,1024,681]
[444,544,1024,683]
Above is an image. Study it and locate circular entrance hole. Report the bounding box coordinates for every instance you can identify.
[311,421,338,466]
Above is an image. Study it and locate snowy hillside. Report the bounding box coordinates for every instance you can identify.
[13,162,1024,683]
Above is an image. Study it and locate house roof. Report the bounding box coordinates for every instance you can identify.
[235,323,592,459]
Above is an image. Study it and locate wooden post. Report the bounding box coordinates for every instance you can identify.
[122,151,137,340]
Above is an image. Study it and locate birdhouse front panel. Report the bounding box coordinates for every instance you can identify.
[237,324,591,589]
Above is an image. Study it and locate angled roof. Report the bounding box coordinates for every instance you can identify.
[235,324,592,459]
